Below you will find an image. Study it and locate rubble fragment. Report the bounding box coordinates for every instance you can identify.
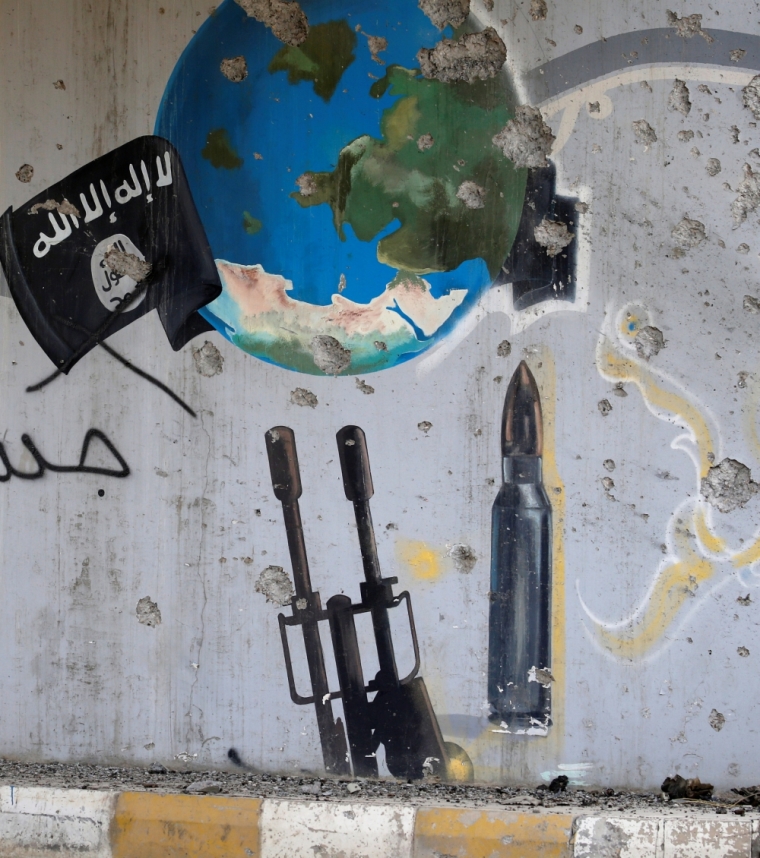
[418,0,470,29]
[667,79,691,116]
[731,164,760,227]
[666,10,713,43]
[701,458,759,513]
[234,0,308,46]
[492,105,555,169]
[661,775,713,800]
[417,27,507,84]
[534,218,574,257]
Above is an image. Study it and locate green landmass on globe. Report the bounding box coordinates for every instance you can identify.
[269,20,358,101]
[293,65,525,281]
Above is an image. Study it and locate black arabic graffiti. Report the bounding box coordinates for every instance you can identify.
[0,429,129,481]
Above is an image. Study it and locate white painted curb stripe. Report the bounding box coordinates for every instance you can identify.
[259,799,415,858]
[574,815,760,858]
[0,786,116,858]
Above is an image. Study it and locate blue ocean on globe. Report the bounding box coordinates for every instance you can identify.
[156,0,526,374]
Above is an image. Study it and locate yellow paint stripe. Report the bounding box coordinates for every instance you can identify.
[598,340,716,477]
[534,351,567,758]
[693,507,727,557]
[111,792,261,858]
[732,538,760,569]
[413,807,573,858]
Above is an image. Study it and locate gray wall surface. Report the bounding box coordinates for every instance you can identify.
[1,0,759,789]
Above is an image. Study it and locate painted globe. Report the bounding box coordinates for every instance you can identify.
[157,0,526,374]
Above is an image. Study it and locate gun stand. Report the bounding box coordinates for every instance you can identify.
[266,424,473,782]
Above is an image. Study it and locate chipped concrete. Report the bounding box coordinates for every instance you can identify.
[671,216,707,249]
[311,335,351,375]
[604,459,616,471]
[632,119,657,146]
[529,666,555,686]
[355,378,375,395]
[104,246,152,281]
[449,543,477,573]
[574,818,633,858]
[296,172,317,196]
[192,341,225,377]
[290,388,318,408]
[602,476,615,492]
[701,458,759,513]
[136,597,162,627]
[418,0,470,30]
[417,421,433,433]
[677,130,695,142]
[737,243,750,254]
[497,340,512,357]
[374,340,388,351]
[15,164,33,183]
[530,0,548,21]
[29,198,81,217]
[534,218,574,257]
[417,27,506,84]
[220,55,248,82]
[53,79,65,90]
[598,399,612,416]
[731,164,760,227]
[255,566,294,606]
[706,157,721,176]
[709,709,725,731]
[366,34,387,65]
[731,48,747,62]
[742,75,760,120]
[666,10,713,43]
[738,646,750,657]
[743,295,760,313]
[456,180,487,209]
[634,326,665,360]
[668,79,691,116]
[234,0,308,46]
[416,133,434,152]
[492,105,555,169]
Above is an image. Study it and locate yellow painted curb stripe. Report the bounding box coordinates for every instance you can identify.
[111,792,262,858]
[413,807,574,858]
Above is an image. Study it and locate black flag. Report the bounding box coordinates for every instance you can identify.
[0,136,221,372]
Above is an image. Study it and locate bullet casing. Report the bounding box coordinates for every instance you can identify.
[488,454,552,729]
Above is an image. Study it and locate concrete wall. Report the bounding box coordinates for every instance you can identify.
[1,0,759,789]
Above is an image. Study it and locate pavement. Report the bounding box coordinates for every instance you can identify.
[0,762,758,856]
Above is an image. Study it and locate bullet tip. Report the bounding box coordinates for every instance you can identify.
[502,362,543,456]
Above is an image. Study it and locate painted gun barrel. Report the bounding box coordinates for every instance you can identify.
[487,362,553,731]
[336,426,473,781]
[264,426,350,775]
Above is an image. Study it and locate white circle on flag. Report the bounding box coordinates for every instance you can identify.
[90,234,148,311]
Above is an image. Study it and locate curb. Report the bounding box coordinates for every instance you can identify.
[0,785,758,857]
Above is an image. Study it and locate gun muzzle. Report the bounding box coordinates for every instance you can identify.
[336,425,374,502]
[265,426,302,503]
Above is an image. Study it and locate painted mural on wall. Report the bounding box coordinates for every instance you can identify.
[3,0,760,788]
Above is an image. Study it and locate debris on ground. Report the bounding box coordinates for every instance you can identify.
[548,776,569,793]
[0,759,745,814]
[661,775,713,801]
[732,786,760,807]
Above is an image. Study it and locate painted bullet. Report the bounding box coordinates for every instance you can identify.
[488,360,553,732]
